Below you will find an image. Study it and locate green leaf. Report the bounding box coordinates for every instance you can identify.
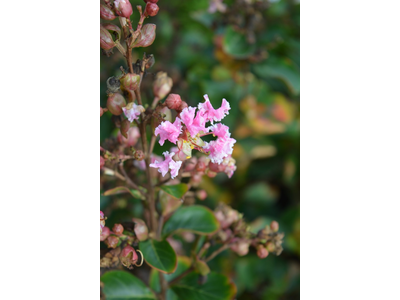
[101,270,156,300]
[194,259,210,276]
[162,205,220,237]
[171,272,237,300]
[103,186,144,200]
[223,26,256,59]
[159,184,188,200]
[139,239,177,274]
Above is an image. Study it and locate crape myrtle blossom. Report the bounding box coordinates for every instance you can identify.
[152,94,236,177]
[149,151,182,179]
[122,102,145,122]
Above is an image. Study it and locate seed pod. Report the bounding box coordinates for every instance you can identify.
[120,73,140,92]
[107,93,126,115]
[100,4,116,20]
[132,24,156,48]
[100,25,115,50]
[114,0,133,18]
[153,72,172,100]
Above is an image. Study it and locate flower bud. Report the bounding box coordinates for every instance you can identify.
[270,220,279,232]
[208,162,225,173]
[132,218,149,241]
[100,4,116,20]
[120,245,139,268]
[105,236,119,248]
[100,156,105,169]
[196,161,207,172]
[114,0,133,18]
[230,240,250,256]
[145,3,159,17]
[100,226,111,241]
[165,94,182,110]
[134,150,145,161]
[107,93,126,115]
[120,73,141,92]
[153,72,173,99]
[120,119,130,138]
[257,246,269,259]
[178,101,188,112]
[144,0,158,3]
[196,190,207,201]
[100,25,115,50]
[113,224,124,235]
[132,24,156,48]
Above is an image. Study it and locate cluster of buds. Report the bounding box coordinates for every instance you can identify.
[213,204,284,258]
[149,94,237,179]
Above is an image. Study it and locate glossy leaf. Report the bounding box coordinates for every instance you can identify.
[139,239,177,274]
[103,186,144,200]
[101,270,156,300]
[223,26,256,59]
[159,183,188,200]
[171,272,237,300]
[162,205,220,237]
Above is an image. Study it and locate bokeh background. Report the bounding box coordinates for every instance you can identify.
[101,0,299,299]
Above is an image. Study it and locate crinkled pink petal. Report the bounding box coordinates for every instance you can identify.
[154,117,182,145]
[209,123,230,139]
[180,107,196,127]
[203,137,236,164]
[198,94,231,123]
[149,151,182,178]
[123,103,143,122]
[169,160,182,179]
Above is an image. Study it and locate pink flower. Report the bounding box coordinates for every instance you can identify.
[155,117,182,145]
[134,154,161,170]
[149,151,182,179]
[203,136,236,164]
[122,103,145,122]
[180,107,208,137]
[209,123,231,139]
[198,94,231,123]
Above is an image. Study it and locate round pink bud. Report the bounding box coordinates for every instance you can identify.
[100,156,105,169]
[144,0,158,3]
[107,93,126,115]
[120,73,141,92]
[113,224,124,235]
[270,220,279,232]
[257,246,269,259]
[114,0,133,18]
[105,236,119,248]
[100,25,115,50]
[100,4,116,20]
[177,101,188,113]
[196,161,207,172]
[145,3,159,17]
[165,94,182,110]
[208,162,225,173]
[132,218,149,241]
[120,245,139,268]
[206,170,217,178]
[230,240,250,256]
[100,226,111,241]
[196,190,207,201]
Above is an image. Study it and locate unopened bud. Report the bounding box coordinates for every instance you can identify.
[120,73,140,92]
[100,156,105,169]
[100,25,115,51]
[231,240,250,256]
[206,170,217,178]
[196,161,207,172]
[114,0,133,18]
[132,218,149,241]
[270,220,279,232]
[208,162,225,173]
[100,226,111,241]
[134,150,145,161]
[266,242,275,253]
[145,3,159,17]
[107,93,126,115]
[120,119,130,138]
[257,246,269,259]
[153,72,172,99]
[120,245,139,268]
[113,224,124,235]
[144,0,158,3]
[165,94,182,110]
[105,236,119,248]
[100,4,116,20]
[196,190,207,201]
[132,24,156,48]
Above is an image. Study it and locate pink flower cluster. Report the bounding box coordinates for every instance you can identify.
[151,94,236,178]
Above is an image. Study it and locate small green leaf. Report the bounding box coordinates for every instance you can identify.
[101,270,156,300]
[162,205,220,237]
[159,184,188,200]
[139,239,177,274]
[194,259,210,276]
[103,186,144,200]
[223,26,256,59]
[171,272,237,300]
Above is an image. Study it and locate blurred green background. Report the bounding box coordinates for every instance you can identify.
[101,0,299,299]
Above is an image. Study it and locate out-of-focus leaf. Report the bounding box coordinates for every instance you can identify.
[101,270,156,300]
[171,272,236,300]
[223,26,256,59]
[160,183,188,200]
[103,186,144,200]
[139,239,177,274]
[162,205,219,237]
[191,10,215,28]
[194,258,210,276]
[160,190,182,216]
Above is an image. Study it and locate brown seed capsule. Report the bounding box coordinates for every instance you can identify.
[120,73,141,92]
[100,25,115,51]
